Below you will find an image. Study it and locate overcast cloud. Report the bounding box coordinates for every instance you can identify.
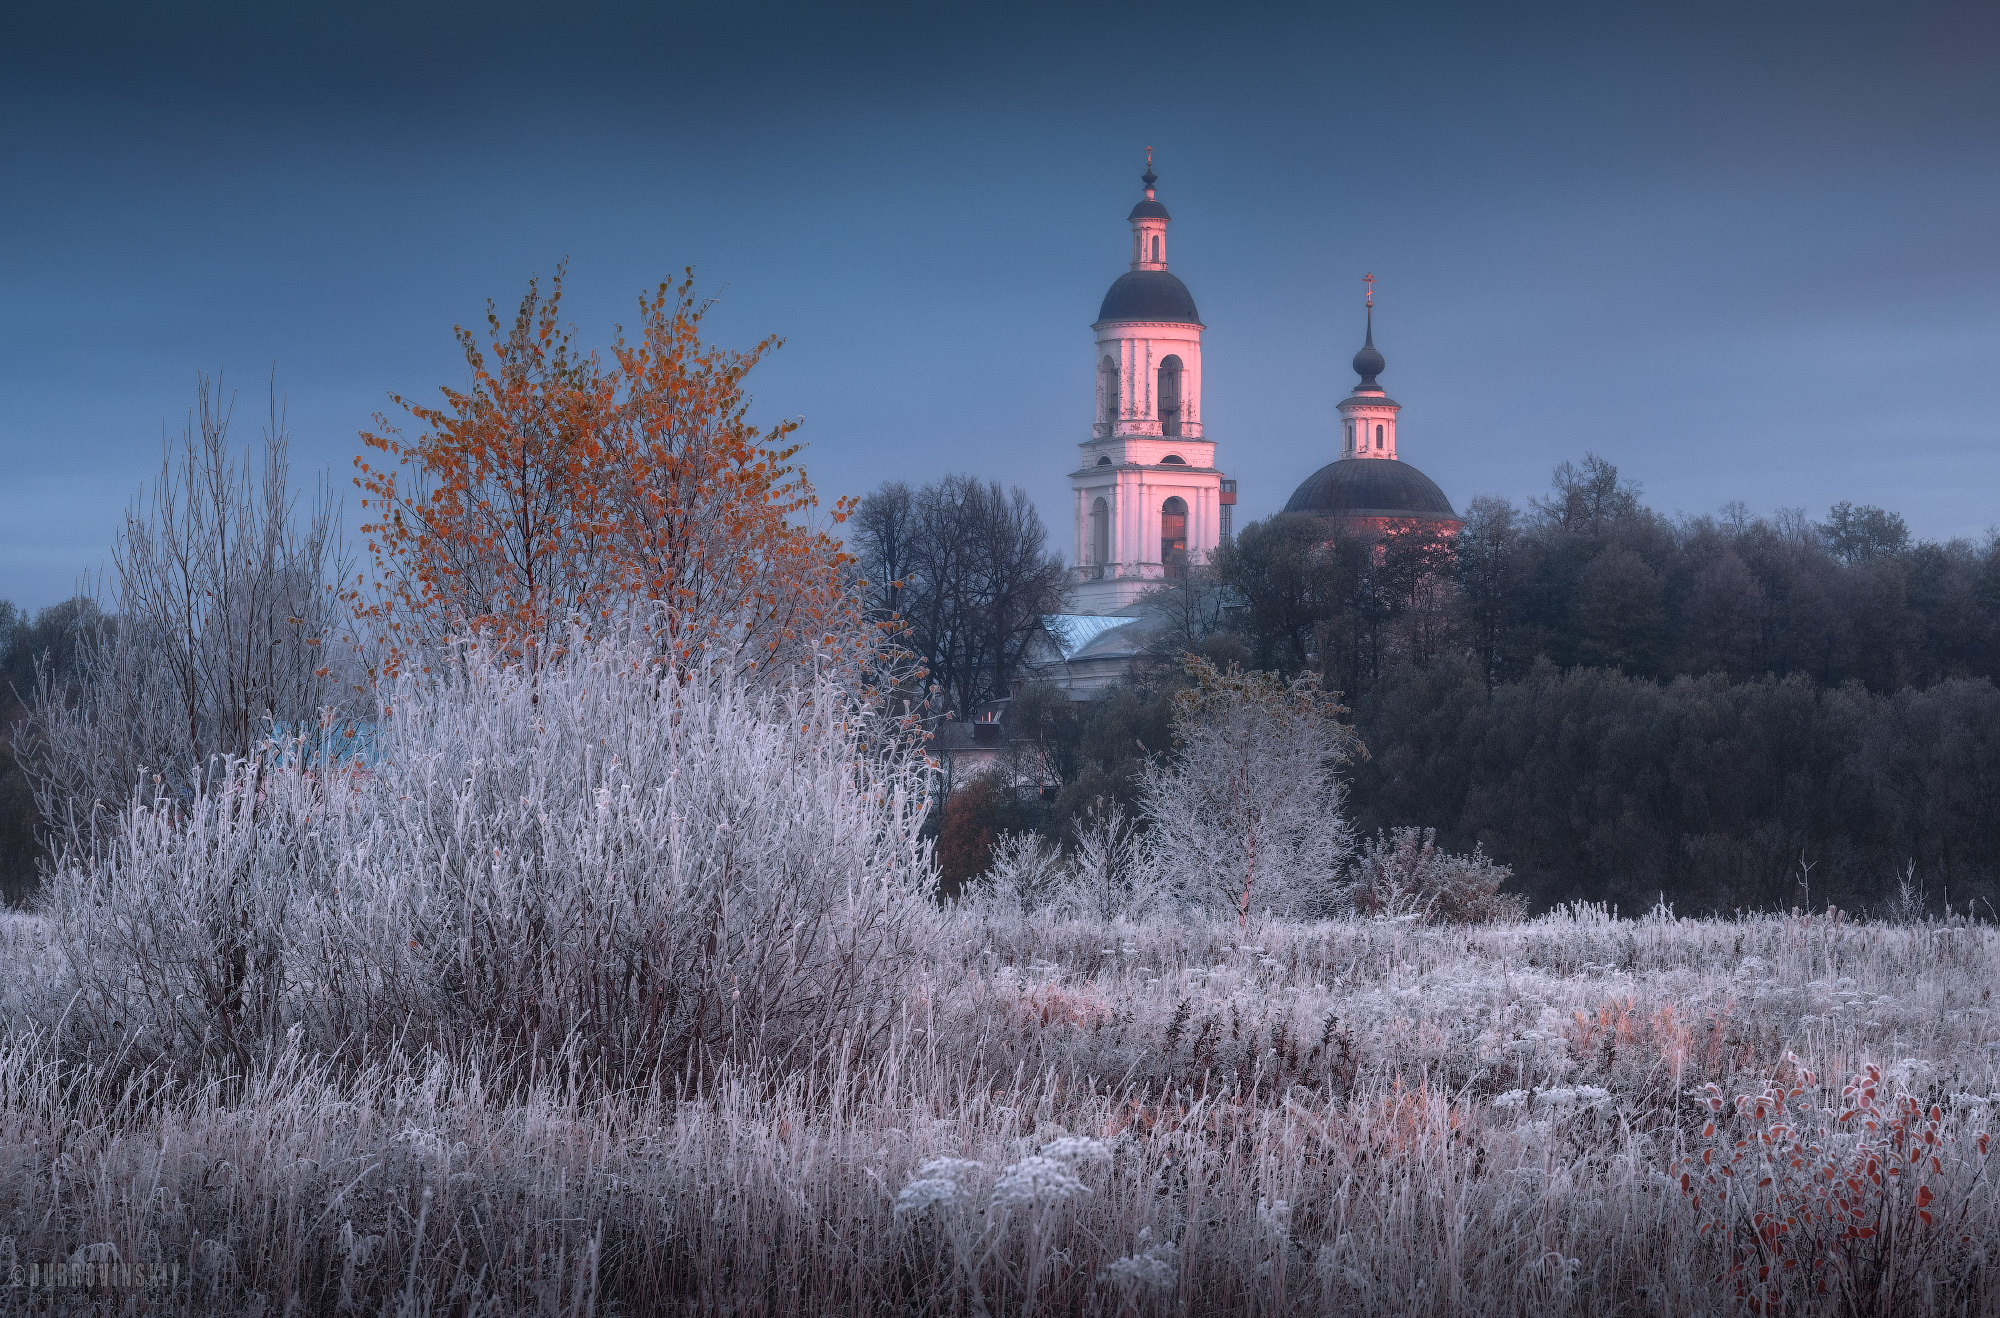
[3,0,1996,609]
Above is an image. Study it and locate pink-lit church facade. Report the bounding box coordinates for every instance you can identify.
[1066,156,1234,615]
[1061,160,1458,620]
[948,157,1465,768]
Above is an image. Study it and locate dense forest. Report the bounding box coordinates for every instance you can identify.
[929,456,2000,916]
[1208,455,2000,698]
[1350,661,2000,915]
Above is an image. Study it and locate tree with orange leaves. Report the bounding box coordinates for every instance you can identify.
[353,267,854,678]
[597,275,857,672]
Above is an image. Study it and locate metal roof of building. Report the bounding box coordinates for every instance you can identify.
[1042,613,1141,659]
[1282,458,1460,521]
[1095,270,1202,325]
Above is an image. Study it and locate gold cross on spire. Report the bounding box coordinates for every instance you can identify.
[1364,271,1375,308]
[1146,145,1153,169]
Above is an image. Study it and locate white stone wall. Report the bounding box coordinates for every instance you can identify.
[1130,215,1168,270]
[1091,322,1204,440]
[1068,452,1223,614]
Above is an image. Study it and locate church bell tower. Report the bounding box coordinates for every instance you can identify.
[1338,274,1401,460]
[1069,152,1229,615]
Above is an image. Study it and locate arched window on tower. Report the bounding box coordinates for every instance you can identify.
[1151,234,1161,262]
[1375,424,1384,451]
[1099,356,1120,431]
[1090,497,1110,576]
[1160,496,1188,578]
[1158,355,1183,438]
[1344,420,1354,455]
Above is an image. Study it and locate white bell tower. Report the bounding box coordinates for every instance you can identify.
[1069,151,1229,615]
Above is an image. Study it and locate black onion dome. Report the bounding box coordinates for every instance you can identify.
[1096,270,1202,324]
[1130,162,1169,219]
[1352,307,1385,385]
[1283,459,1458,522]
[1352,341,1386,384]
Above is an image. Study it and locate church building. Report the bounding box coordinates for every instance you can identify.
[1067,154,1233,615]
[1062,159,1457,624]
[1280,276,1462,539]
[942,157,1467,776]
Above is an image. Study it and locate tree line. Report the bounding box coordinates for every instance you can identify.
[1178,456,2000,914]
[862,456,2000,915]
[1350,661,2000,916]
[9,324,1997,918]
[1162,455,2000,700]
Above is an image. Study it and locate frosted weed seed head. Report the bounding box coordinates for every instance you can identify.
[992,1156,1090,1209]
[1039,1135,1112,1165]
[894,1178,965,1217]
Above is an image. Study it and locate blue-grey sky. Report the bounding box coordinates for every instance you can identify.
[4,0,1997,610]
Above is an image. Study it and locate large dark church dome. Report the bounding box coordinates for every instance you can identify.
[1283,458,1459,524]
[1096,270,1202,325]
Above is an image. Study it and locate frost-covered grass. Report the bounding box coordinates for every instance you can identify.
[2,904,1996,1315]
[0,907,53,1023]
[3,634,1995,1313]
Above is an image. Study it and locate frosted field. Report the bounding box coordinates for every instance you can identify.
[3,903,1996,1316]
[3,637,1995,1314]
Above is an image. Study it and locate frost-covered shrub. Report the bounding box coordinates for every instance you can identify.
[38,631,937,1086]
[1099,1231,1178,1292]
[976,804,1168,916]
[974,805,1162,921]
[1679,1058,1997,1315]
[1142,659,1356,923]
[890,1135,1116,1305]
[35,763,322,1075]
[1350,826,1524,924]
[978,831,1067,914]
[1062,801,1162,921]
